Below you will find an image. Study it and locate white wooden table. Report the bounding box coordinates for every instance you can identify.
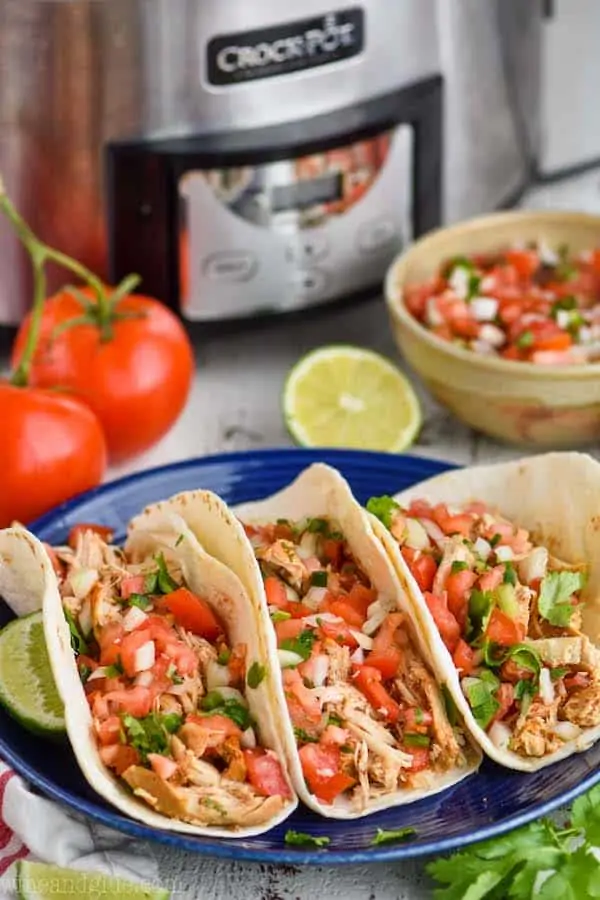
[100,170,600,897]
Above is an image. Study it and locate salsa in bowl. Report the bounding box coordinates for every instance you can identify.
[385,210,600,448]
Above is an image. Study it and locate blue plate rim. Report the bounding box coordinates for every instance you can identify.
[1,447,591,866]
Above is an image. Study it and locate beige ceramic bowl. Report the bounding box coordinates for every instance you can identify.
[385,210,600,448]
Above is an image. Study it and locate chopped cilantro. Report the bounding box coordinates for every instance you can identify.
[489,533,502,548]
[515,679,536,703]
[468,590,495,639]
[538,570,584,627]
[284,830,330,848]
[104,659,124,678]
[365,496,400,530]
[463,674,500,730]
[370,827,416,846]
[175,533,185,547]
[551,295,577,318]
[556,261,577,281]
[121,712,183,761]
[154,553,178,594]
[247,662,266,689]
[201,798,226,816]
[307,518,329,534]
[217,648,231,665]
[78,664,92,684]
[328,713,344,727]
[551,666,569,681]
[63,608,89,655]
[143,571,158,594]
[403,733,431,748]
[294,727,319,744]
[270,610,292,623]
[414,707,424,724]
[199,692,252,730]
[280,629,317,662]
[516,330,534,349]
[310,570,328,587]
[128,593,151,610]
[502,562,517,586]
[451,560,469,574]
[172,673,184,685]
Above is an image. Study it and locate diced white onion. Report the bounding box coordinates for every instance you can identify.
[303,612,341,628]
[471,297,498,322]
[471,339,496,356]
[214,687,247,706]
[426,297,443,327]
[69,567,99,602]
[350,647,365,665]
[554,721,582,742]
[419,518,446,548]
[555,309,572,330]
[474,537,492,561]
[367,599,384,619]
[495,545,514,562]
[206,660,231,690]
[350,630,374,650]
[87,666,110,682]
[405,518,430,551]
[518,547,548,584]
[297,532,318,559]
[538,241,558,265]
[134,671,154,688]
[311,655,330,687]
[449,265,470,300]
[133,641,155,673]
[284,584,300,603]
[78,597,93,638]
[241,727,257,749]
[278,649,305,669]
[303,587,329,610]
[481,275,496,292]
[479,324,505,348]
[489,720,512,750]
[539,668,554,706]
[579,326,593,345]
[123,606,148,632]
[363,606,388,636]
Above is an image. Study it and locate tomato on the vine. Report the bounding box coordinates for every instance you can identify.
[12,285,194,463]
[0,383,106,527]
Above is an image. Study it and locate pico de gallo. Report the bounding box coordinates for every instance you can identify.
[48,525,293,828]
[367,495,600,759]
[403,242,600,365]
[241,515,477,810]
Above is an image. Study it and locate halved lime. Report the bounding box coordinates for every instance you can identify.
[283,345,422,452]
[16,861,170,900]
[0,612,65,736]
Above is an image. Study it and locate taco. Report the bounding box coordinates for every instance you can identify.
[0,517,296,835]
[131,464,481,819]
[366,451,600,771]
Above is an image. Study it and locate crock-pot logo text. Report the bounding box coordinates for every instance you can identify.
[206,9,364,86]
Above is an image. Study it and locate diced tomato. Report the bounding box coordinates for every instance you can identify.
[326,600,365,629]
[186,714,242,739]
[273,522,295,541]
[403,707,433,733]
[104,685,153,718]
[275,618,306,644]
[423,592,460,652]
[451,318,480,339]
[564,672,590,691]
[431,324,453,342]
[120,575,147,600]
[317,619,358,649]
[432,504,474,537]
[88,692,110,720]
[486,608,524,647]
[283,668,322,724]
[478,566,505,593]
[322,538,344,567]
[401,547,437,592]
[244,748,293,799]
[492,683,515,723]
[99,743,140,775]
[298,743,355,804]
[98,622,125,667]
[160,588,222,640]
[404,281,435,318]
[264,576,288,610]
[402,746,431,773]
[43,543,64,578]
[147,753,178,781]
[367,613,405,679]
[452,639,475,675]
[592,249,600,276]
[345,585,377,617]
[501,345,527,361]
[446,570,478,631]
[68,523,114,549]
[352,665,401,723]
[320,725,349,745]
[163,641,198,677]
[407,499,434,519]
[504,249,539,279]
[77,654,99,674]
[96,715,122,746]
[500,658,535,684]
[119,629,153,677]
[298,649,328,685]
[286,602,313,619]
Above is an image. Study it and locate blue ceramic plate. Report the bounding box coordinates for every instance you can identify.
[2,448,600,866]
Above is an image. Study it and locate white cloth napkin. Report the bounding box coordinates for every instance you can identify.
[0,761,159,898]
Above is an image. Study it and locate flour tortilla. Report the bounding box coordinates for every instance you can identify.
[372,451,600,772]
[0,520,297,836]
[130,464,482,819]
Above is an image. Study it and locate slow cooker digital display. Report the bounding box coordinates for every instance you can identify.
[271,172,343,212]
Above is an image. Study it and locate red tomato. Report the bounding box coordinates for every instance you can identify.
[118,630,153,677]
[244,749,293,799]
[98,622,125,667]
[423,592,461,652]
[504,249,539,278]
[160,588,222,640]
[264,577,288,609]
[432,505,473,537]
[120,575,147,599]
[275,618,306,644]
[485,609,524,647]
[403,708,433,732]
[564,672,590,690]
[68,523,114,549]
[186,714,242,739]
[451,318,480,339]
[298,743,355,804]
[227,643,247,685]
[352,665,401,723]
[163,640,199,677]
[401,547,437,592]
[77,654,99,674]
[96,716,122,746]
[452,639,475,675]
[99,744,140,775]
[367,613,405,679]
[43,543,65,578]
[493,683,515,723]
[445,570,478,631]
[322,538,344,567]
[104,686,153,718]
[326,599,365,629]
[478,566,505,593]
[0,383,106,527]
[286,602,313,619]
[317,619,358,648]
[345,585,377,617]
[147,754,178,781]
[500,658,535,684]
[12,287,195,462]
[403,746,431,773]
[283,668,322,724]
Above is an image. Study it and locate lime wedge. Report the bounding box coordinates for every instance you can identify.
[283,345,422,452]
[16,861,170,900]
[0,612,65,736]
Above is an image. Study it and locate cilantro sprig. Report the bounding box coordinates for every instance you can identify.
[370,827,416,846]
[538,571,584,627]
[280,629,317,662]
[284,830,330,848]
[366,496,400,530]
[122,712,183,762]
[428,784,600,899]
